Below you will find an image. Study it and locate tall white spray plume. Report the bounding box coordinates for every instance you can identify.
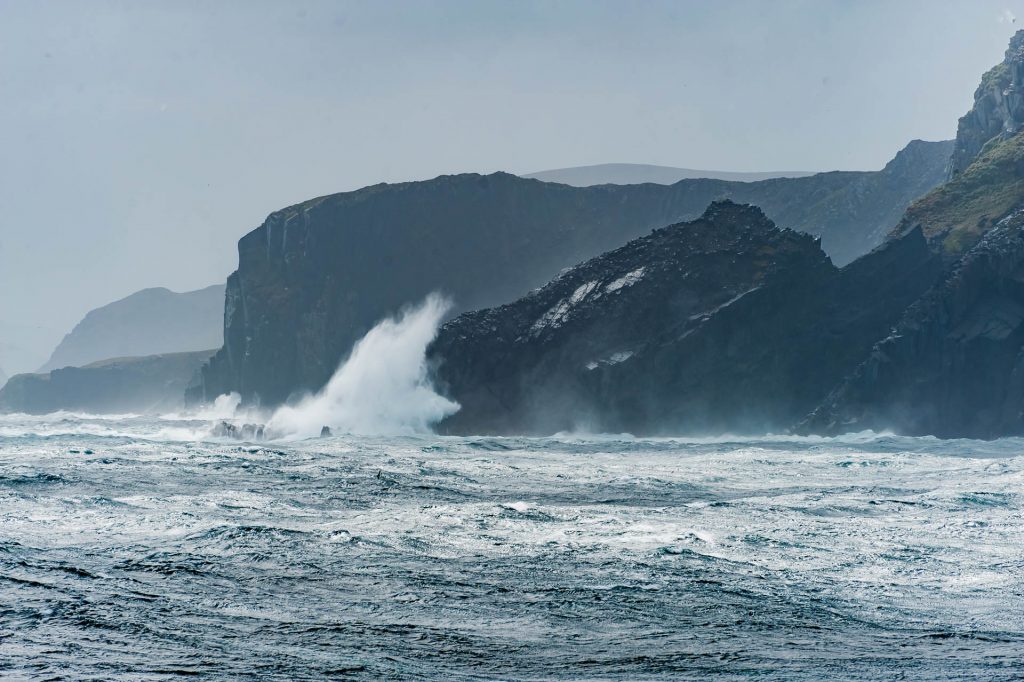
[267,293,459,438]
[193,392,242,421]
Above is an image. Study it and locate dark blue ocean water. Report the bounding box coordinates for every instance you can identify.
[1,413,1023,680]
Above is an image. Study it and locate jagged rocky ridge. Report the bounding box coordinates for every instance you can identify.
[0,350,216,415]
[190,140,951,407]
[429,202,941,435]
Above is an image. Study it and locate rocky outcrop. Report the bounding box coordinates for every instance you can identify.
[42,285,225,372]
[804,208,1024,438]
[949,30,1024,176]
[898,130,1024,256]
[0,350,216,415]
[795,31,1024,439]
[191,141,951,408]
[896,31,1024,257]
[428,202,941,435]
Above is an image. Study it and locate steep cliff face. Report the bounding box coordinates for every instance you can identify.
[192,141,950,407]
[795,30,1024,439]
[896,31,1024,259]
[0,349,216,415]
[428,202,940,436]
[804,208,1024,438]
[41,285,225,372]
[949,30,1024,177]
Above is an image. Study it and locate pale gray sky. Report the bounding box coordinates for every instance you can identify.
[1,0,1022,373]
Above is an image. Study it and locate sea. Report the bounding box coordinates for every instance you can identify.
[1,412,1022,680]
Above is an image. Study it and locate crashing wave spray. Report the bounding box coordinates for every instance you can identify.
[267,293,460,438]
[191,392,242,421]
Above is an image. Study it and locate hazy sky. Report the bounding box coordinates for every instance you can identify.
[1,0,1023,373]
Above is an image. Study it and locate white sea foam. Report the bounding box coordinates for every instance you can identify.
[195,392,243,420]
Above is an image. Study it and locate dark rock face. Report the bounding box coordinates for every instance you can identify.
[192,142,951,408]
[795,30,1024,439]
[804,209,1024,438]
[429,202,941,436]
[0,350,216,415]
[949,30,1024,177]
[41,285,225,372]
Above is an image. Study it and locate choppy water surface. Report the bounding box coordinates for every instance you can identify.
[1,413,1023,680]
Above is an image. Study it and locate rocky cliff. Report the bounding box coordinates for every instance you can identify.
[949,30,1024,177]
[804,208,1024,438]
[801,30,1024,438]
[0,349,217,415]
[191,141,950,408]
[42,285,225,372]
[888,31,1024,260]
[428,202,940,435]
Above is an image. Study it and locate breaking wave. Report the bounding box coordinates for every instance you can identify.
[267,294,459,439]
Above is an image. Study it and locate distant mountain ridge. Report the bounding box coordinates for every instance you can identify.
[523,163,816,186]
[41,285,225,372]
